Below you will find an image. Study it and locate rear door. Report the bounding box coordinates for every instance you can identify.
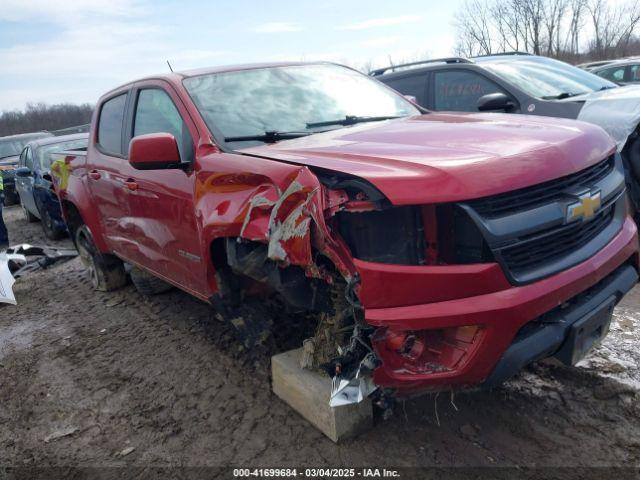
[15,146,38,216]
[87,90,132,253]
[120,81,204,294]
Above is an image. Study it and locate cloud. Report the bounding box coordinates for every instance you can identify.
[0,0,142,24]
[0,0,231,110]
[338,15,422,31]
[253,22,302,33]
[360,36,403,48]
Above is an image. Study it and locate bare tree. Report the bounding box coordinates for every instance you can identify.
[454,0,494,56]
[0,103,94,137]
[453,0,640,63]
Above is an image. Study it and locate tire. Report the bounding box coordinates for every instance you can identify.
[130,266,173,295]
[40,208,66,240]
[75,225,127,291]
[20,198,38,223]
[3,191,18,206]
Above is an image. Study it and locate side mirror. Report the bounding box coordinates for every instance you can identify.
[15,167,31,177]
[477,92,516,112]
[128,133,181,170]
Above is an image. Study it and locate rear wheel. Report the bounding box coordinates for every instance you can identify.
[40,208,65,240]
[130,267,173,296]
[75,225,127,291]
[20,198,38,223]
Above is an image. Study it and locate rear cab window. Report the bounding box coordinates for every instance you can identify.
[97,93,128,155]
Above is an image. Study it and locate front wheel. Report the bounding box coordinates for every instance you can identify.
[75,225,127,291]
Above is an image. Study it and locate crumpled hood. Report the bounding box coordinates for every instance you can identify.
[240,113,615,205]
[567,85,640,151]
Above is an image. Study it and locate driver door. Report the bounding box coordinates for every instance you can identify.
[120,82,205,294]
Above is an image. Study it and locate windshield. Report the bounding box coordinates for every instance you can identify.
[480,56,617,99]
[0,133,51,159]
[183,64,419,147]
[0,140,25,159]
[36,139,88,170]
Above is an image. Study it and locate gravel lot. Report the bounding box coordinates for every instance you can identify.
[1,204,640,477]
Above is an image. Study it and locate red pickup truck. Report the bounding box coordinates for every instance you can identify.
[52,62,638,401]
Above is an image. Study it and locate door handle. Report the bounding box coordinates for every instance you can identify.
[89,170,101,180]
[124,179,138,191]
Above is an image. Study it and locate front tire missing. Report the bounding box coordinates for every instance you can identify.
[75,225,127,291]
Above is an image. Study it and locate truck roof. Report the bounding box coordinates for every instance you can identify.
[101,61,328,98]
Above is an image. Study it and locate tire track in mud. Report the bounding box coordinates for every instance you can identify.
[1,205,640,472]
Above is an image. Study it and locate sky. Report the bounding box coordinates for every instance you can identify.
[0,0,463,111]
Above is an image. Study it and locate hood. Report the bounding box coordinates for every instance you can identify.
[568,85,640,151]
[239,113,615,205]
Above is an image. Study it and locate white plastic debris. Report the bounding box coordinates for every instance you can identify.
[573,85,640,152]
[0,252,18,305]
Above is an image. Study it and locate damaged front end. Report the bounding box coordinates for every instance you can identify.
[205,166,403,407]
[205,164,484,408]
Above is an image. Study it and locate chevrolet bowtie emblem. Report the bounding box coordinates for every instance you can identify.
[566,190,601,222]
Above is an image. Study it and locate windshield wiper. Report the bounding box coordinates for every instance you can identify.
[224,131,312,144]
[542,92,581,100]
[306,115,402,128]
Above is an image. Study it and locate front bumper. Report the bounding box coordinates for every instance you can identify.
[356,216,639,396]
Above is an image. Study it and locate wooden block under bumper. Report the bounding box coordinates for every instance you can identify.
[272,348,373,443]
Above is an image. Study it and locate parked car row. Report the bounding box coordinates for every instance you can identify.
[45,59,637,403]
[371,52,640,214]
[15,133,88,239]
[0,131,53,205]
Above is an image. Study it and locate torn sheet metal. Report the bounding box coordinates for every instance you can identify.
[329,352,379,407]
[330,375,377,407]
[573,85,640,151]
[0,252,17,305]
[234,167,356,281]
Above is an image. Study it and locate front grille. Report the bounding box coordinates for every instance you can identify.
[499,203,615,274]
[468,156,615,217]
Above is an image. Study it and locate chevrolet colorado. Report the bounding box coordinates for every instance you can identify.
[52,62,639,402]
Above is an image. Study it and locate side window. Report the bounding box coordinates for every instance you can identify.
[598,66,625,83]
[24,147,34,171]
[629,65,640,82]
[18,148,26,167]
[384,75,427,106]
[434,70,506,112]
[98,94,127,155]
[133,89,194,163]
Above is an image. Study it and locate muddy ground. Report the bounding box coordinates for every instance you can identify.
[1,204,639,478]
